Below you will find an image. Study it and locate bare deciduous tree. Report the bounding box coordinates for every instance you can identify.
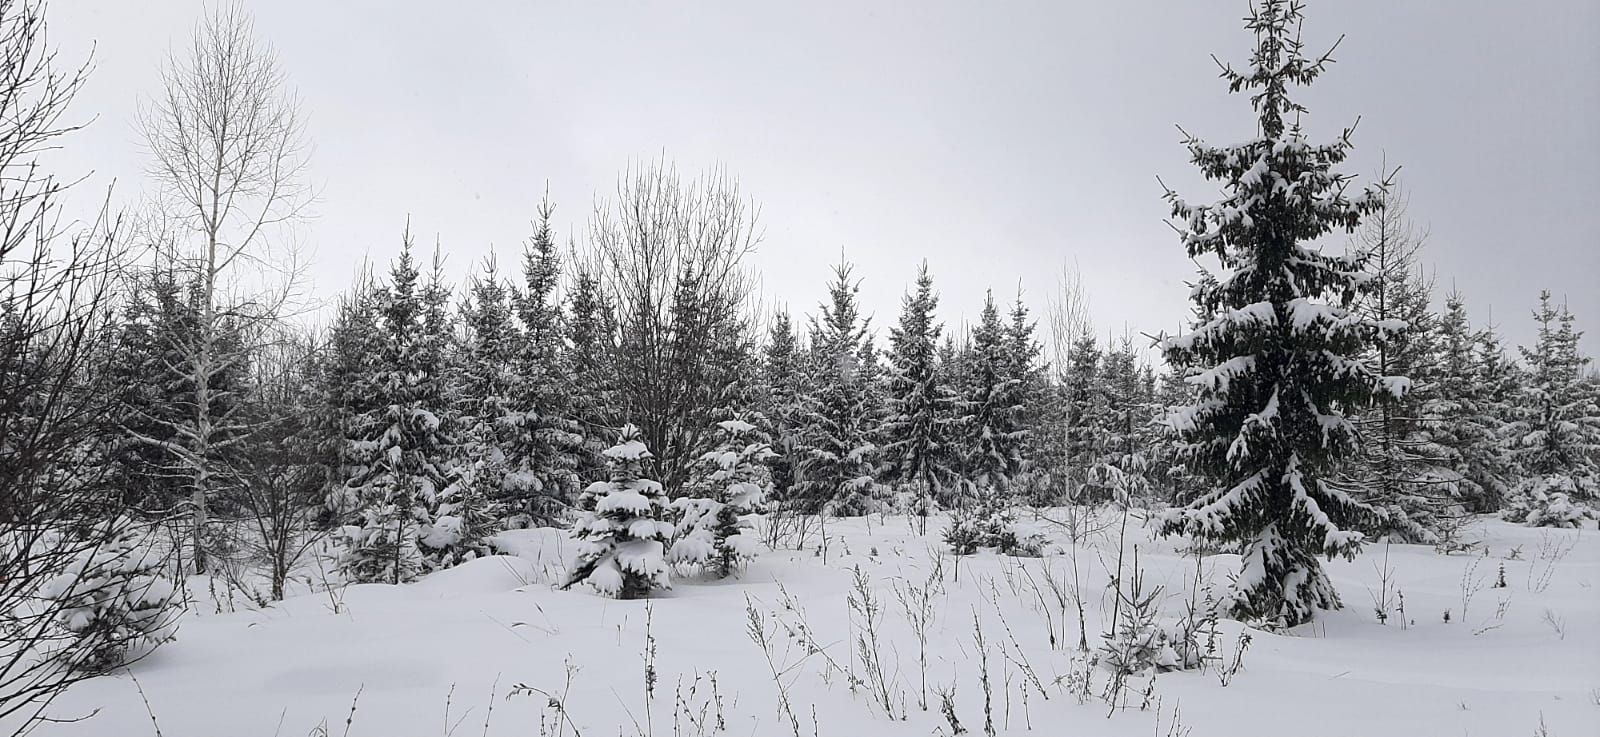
[1042,259,1093,500]
[133,2,311,573]
[585,159,762,492]
[1,1,170,732]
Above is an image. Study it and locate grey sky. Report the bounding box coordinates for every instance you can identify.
[45,0,1600,358]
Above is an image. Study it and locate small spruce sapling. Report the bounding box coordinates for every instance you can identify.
[39,519,183,673]
[563,424,673,598]
[669,419,774,578]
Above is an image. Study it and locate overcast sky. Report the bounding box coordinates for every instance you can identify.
[44,0,1600,358]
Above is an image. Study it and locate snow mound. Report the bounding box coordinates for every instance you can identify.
[409,554,540,597]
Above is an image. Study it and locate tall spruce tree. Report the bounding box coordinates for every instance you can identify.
[565,266,619,484]
[883,263,955,528]
[760,310,806,506]
[1156,0,1402,627]
[795,260,877,516]
[1346,184,1453,542]
[449,258,521,549]
[337,235,458,584]
[1086,337,1154,504]
[1006,293,1044,478]
[1060,331,1108,500]
[510,199,582,523]
[318,282,383,522]
[960,291,1026,495]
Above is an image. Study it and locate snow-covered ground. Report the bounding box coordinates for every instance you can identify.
[29,512,1600,737]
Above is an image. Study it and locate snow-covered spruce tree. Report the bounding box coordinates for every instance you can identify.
[960,291,1027,495]
[1006,293,1045,482]
[436,258,521,563]
[1085,337,1156,506]
[882,262,957,530]
[1345,183,1456,543]
[669,419,774,577]
[317,283,384,523]
[1059,331,1111,501]
[563,424,673,598]
[1473,322,1525,500]
[855,333,891,492]
[39,519,181,674]
[760,310,806,506]
[564,266,620,485]
[1505,293,1599,526]
[105,269,204,512]
[508,198,583,524]
[337,236,458,584]
[1151,366,1204,505]
[935,333,971,507]
[1156,0,1402,627]
[414,252,472,572]
[795,260,879,516]
[1425,291,1511,513]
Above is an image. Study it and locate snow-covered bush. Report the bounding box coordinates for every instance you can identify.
[38,520,181,673]
[1099,552,1211,682]
[563,424,673,598]
[944,486,1044,557]
[1503,475,1597,528]
[338,503,423,584]
[669,419,773,578]
[418,466,501,572]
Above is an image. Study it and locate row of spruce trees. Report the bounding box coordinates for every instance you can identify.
[100,189,1598,584]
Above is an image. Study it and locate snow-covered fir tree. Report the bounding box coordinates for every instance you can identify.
[1059,331,1110,501]
[336,236,459,584]
[439,258,521,562]
[1085,337,1155,505]
[795,260,878,516]
[508,199,582,524]
[959,290,1027,496]
[669,418,773,577]
[1425,291,1511,513]
[760,310,806,507]
[1505,293,1599,526]
[564,424,673,598]
[1156,0,1403,627]
[564,266,619,484]
[1346,184,1456,543]
[882,262,957,528]
[1151,365,1203,504]
[39,519,182,673]
[106,269,204,512]
[1005,293,1044,481]
[317,283,384,522]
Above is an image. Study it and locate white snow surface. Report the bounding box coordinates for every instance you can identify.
[21,514,1599,737]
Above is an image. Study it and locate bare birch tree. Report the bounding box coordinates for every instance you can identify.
[134,2,311,573]
[1042,260,1092,500]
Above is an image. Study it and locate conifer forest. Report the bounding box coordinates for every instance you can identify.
[3,1,1597,735]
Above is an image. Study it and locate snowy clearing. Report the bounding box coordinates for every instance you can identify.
[31,513,1599,737]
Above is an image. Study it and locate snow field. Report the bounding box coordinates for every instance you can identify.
[30,513,1599,737]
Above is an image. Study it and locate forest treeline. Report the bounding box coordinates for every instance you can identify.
[3,0,1598,732]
